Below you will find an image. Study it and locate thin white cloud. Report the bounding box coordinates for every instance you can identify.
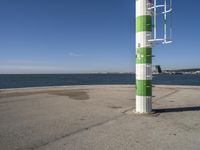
[68,52,83,57]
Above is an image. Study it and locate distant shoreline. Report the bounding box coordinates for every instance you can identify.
[0,74,200,89]
[1,84,200,92]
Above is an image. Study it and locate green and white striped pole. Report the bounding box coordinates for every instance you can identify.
[135,0,152,113]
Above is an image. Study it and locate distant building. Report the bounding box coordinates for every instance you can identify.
[195,71,200,74]
[153,65,162,74]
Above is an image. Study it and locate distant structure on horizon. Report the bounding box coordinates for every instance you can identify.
[152,65,162,74]
[163,68,200,74]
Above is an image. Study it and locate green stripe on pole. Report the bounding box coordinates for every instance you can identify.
[136,80,152,96]
[136,15,152,32]
[136,48,152,64]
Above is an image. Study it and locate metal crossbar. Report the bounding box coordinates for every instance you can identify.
[148,0,173,45]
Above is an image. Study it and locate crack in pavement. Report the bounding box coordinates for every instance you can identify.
[21,108,133,150]
[152,89,179,104]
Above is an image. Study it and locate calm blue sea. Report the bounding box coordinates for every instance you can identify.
[0,74,200,89]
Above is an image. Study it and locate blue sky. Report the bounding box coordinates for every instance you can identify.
[0,0,199,74]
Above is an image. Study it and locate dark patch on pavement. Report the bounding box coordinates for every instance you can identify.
[107,105,123,109]
[0,92,40,98]
[49,90,90,100]
[0,89,90,100]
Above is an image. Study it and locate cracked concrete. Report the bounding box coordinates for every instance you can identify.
[0,85,200,150]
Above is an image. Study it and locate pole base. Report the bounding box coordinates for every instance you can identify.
[136,96,152,113]
[133,109,156,115]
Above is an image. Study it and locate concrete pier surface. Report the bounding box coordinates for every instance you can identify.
[0,85,200,150]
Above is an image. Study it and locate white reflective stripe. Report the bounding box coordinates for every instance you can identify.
[136,0,152,17]
[136,31,153,48]
[136,96,152,113]
[136,64,152,80]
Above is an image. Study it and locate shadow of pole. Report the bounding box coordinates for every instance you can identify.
[154,106,200,113]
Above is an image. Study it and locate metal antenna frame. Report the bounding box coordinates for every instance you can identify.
[148,0,173,45]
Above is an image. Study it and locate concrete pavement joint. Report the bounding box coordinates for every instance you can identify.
[26,113,128,150]
[152,89,179,104]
